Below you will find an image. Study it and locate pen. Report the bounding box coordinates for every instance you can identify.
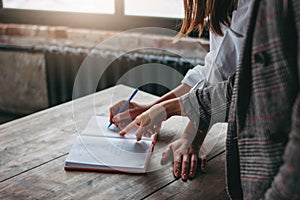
[108,87,139,128]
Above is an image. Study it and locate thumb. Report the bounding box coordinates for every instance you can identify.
[200,155,207,173]
[160,145,172,165]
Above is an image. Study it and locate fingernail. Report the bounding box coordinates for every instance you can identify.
[174,170,180,178]
[119,131,125,136]
[201,165,206,173]
[182,173,187,181]
[189,171,194,178]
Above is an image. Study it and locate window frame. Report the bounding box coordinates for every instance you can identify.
[0,0,182,32]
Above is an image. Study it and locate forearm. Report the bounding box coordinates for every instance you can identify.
[180,74,235,131]
[145,84,191,122]
[182,121,207,145]
[151,83,191,106]
[160,98,182,119]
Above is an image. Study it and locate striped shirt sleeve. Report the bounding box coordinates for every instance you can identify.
[179,74,235,131]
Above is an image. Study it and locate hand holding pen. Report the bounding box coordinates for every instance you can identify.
[109,88,139,128]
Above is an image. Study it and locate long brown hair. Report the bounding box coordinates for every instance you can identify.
[180,0,237,37]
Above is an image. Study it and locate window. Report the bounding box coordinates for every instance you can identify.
[3,0,183,17]
[2,0,115,14]
[125,0,183,18]
[0,0,184,32]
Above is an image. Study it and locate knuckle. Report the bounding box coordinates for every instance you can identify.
[183,160,189,165]
[191,159,197,165]
[175,160,181,165]
[191,158,197,163]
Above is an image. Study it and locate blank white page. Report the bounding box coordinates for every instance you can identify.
[65,135,153,173]
[80,116,146,140]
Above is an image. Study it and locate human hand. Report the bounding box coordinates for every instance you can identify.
[109,100,150,129]
[160,122,207,181]
[119,104,167,141]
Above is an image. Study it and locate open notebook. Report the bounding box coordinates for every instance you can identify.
[64,116,157,174]
[65,115,227,174]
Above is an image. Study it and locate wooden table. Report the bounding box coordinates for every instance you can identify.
[0,85,228,199]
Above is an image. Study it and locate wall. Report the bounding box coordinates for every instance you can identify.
[0,23,208,119]
[0,51,47,114]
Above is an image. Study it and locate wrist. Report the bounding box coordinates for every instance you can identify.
[143,103,152,111]
[181,121,197,140]
[148,104,167,122]
[162,98,181,119]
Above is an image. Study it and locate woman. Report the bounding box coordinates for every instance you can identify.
[120,0,300,198]
[110,0,251,181]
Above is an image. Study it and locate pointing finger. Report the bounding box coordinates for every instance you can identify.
[119,120,138,136]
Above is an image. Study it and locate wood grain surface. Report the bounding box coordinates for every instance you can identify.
[0,85,227,199]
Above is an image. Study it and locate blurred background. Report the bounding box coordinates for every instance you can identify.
[0,0,209,124]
